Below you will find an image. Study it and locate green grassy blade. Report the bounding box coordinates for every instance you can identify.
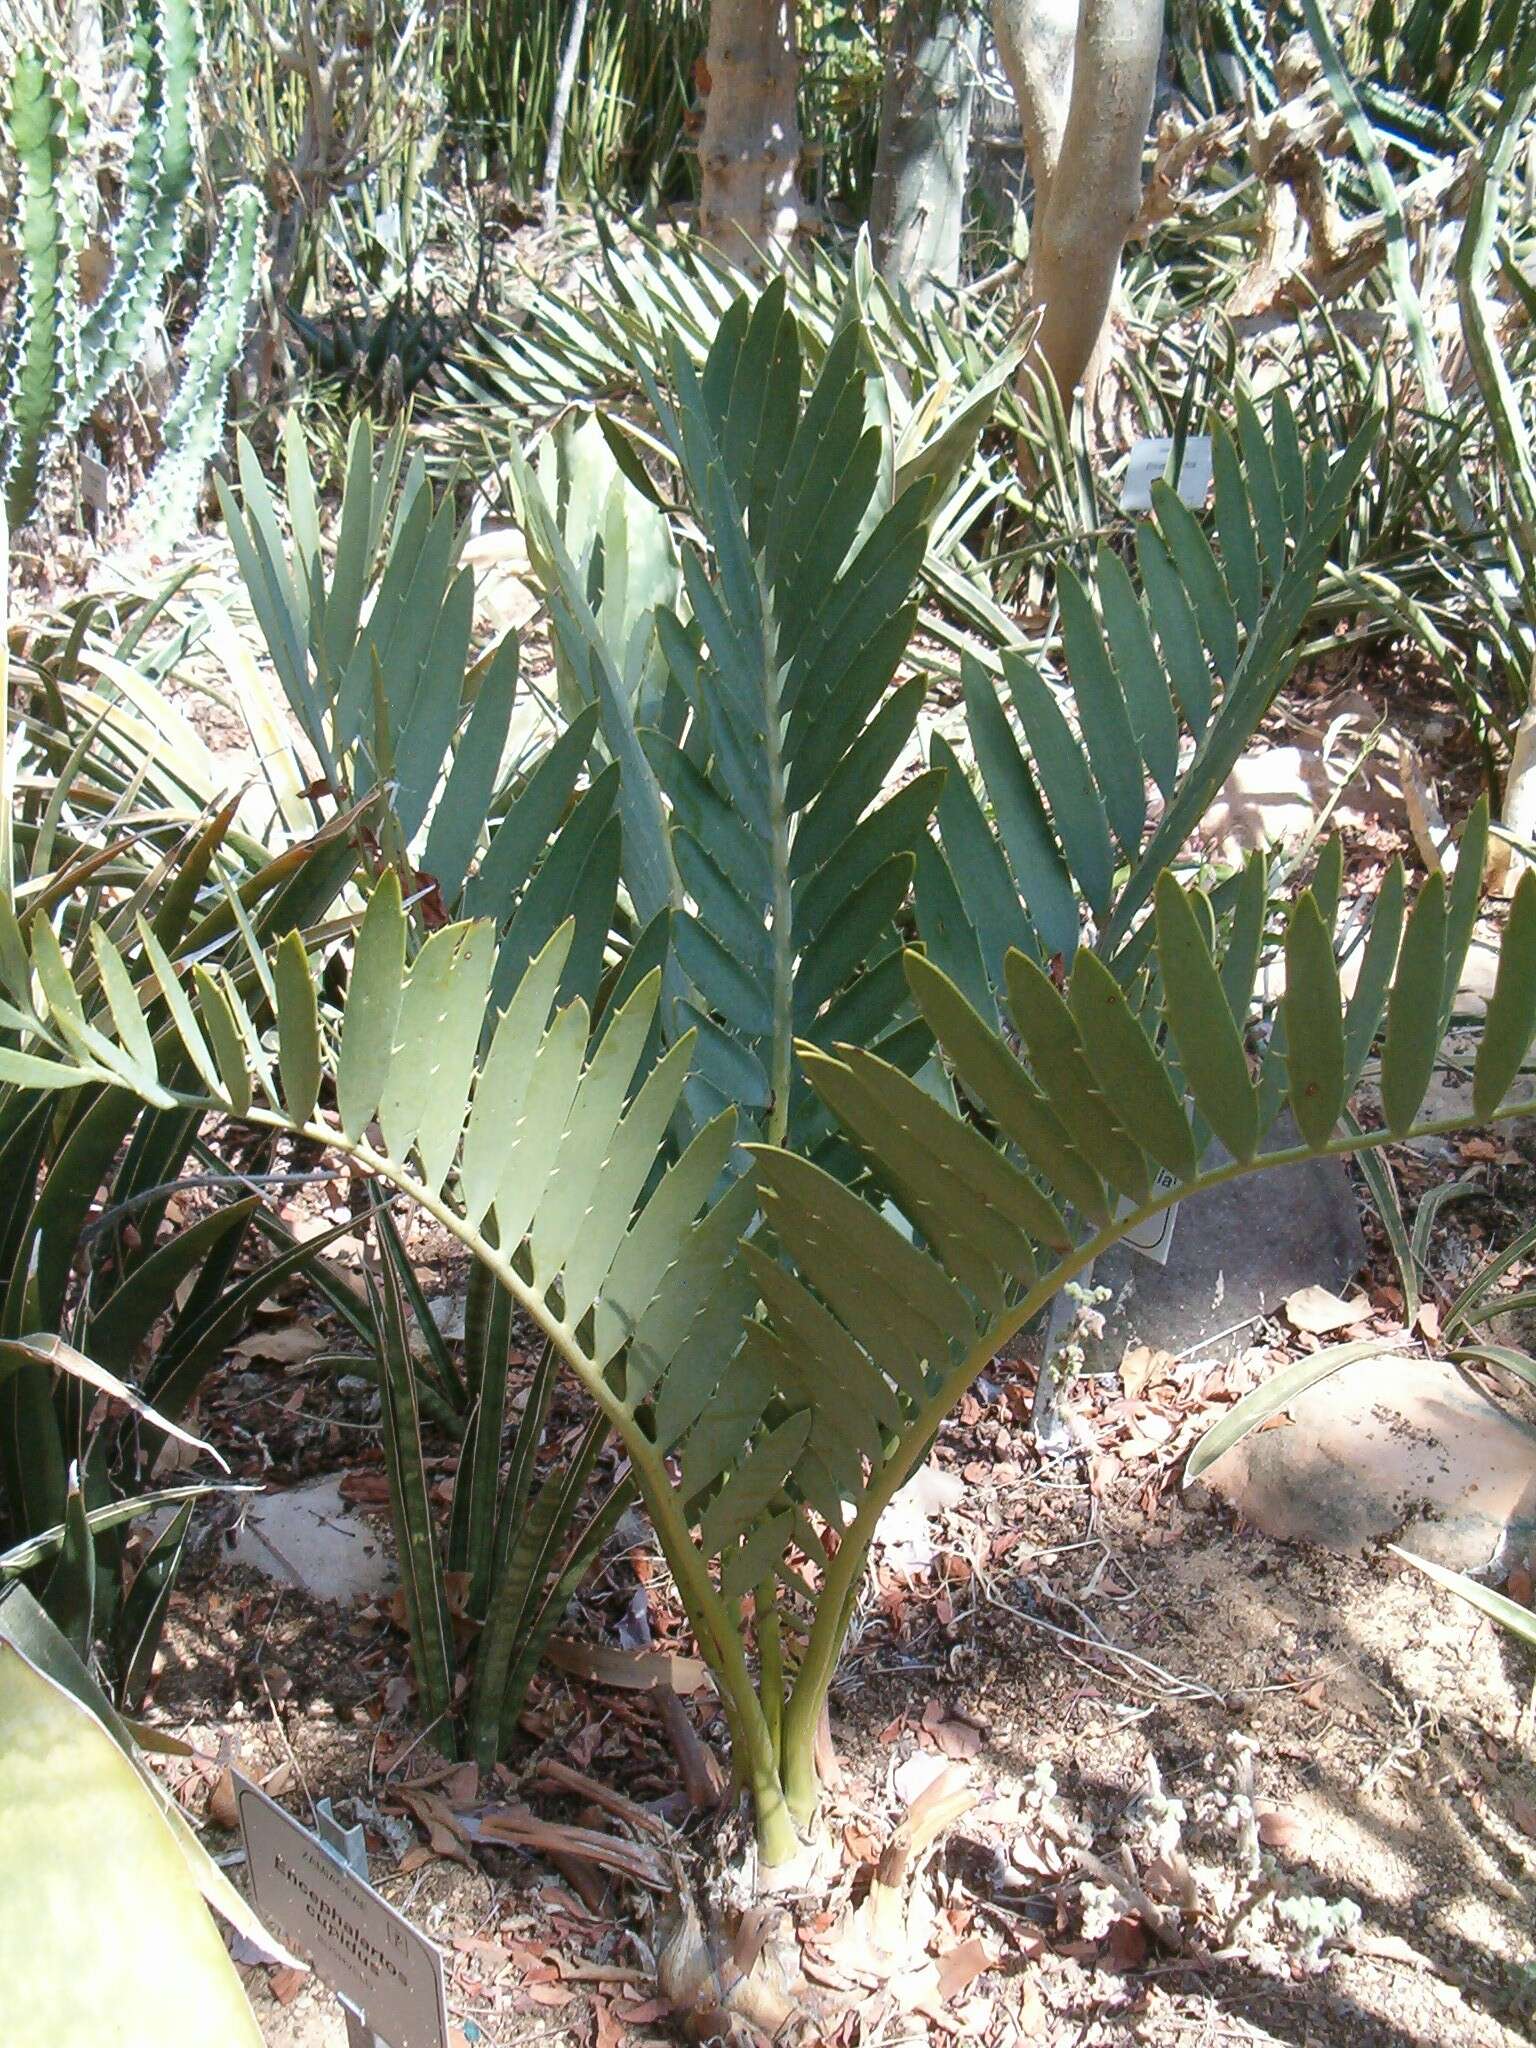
[367,1199,455,1745]
[1187,1336,1403,1481]
[1389,1548,1536,1649]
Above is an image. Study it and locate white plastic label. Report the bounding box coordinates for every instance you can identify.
[1120,436,1213,513]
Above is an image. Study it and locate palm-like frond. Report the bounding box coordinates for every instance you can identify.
[922,401,1378,1016]
[7,840,1533,1845]
[518,281,958,1155]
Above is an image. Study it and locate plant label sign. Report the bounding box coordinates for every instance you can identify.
[1116,1165,1181,1265]
[1120,436,1213,512]
[235,1773,449,2048]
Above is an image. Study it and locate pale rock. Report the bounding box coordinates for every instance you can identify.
[1198,1354,1536,1570]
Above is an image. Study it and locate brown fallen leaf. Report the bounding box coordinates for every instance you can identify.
[208,1767,240,1831]
[267,1965,307,2005]
[545,1636,708,1695]
[1106,1916,1148,1970]
[1507,1792,1536,1840]
[593,1999,627,2048]
[1257,1809,1307,1853]
[934,1937,995,2003]
[1284,1285,1367,1335]
[929,1719,983,1761]
[1506,1567,1533,1607]
[1121,1345,1174,1400]
[525,1983,575,2007]
[397,1787,477,1869]
[230,1321,324,1366]
[614,1996,672,2024]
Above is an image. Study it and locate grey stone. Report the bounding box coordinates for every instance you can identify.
[1197,1354,1536,1571]
[1081,1114,1366,1368]
[227,1475,395,1604]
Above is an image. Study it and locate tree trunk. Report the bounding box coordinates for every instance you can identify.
[871,3,980,307]
[539,0,592,232]
[994,0,1162,404]
[698,0,808,269]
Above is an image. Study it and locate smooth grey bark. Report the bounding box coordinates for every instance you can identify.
[539,0,593,231]
[993,0,1162,403]
[871,4,981,306]
[698,0,808,268]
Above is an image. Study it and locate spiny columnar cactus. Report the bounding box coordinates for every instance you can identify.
[0,0,261,529]
[63,0,201,435]
[0,47,69,527]
[143,184,265,539]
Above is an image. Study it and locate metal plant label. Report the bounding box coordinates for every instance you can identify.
[235,1773,449,2048]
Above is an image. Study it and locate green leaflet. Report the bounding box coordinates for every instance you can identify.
[1281,892,1345,1149]
[337,871,407,1140]
[1069,950,1198,1181]
[696,1413,812,1562]
[1473,868,1536,1118]
[1342,857,1404,1087]
[529,971,666,1286]
[1380,872,1447,1136]
[377,920,495,1181]
[1004,953,1151,1203]
[457,920,575,1226]
[1154,873,1259,1162]
[192,967,252,1116]
[904,950,1109,1223]
[273,932,321,1127]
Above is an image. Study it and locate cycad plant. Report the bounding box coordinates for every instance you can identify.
[7,834,1533,1864]
[14,297,1536,1866]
